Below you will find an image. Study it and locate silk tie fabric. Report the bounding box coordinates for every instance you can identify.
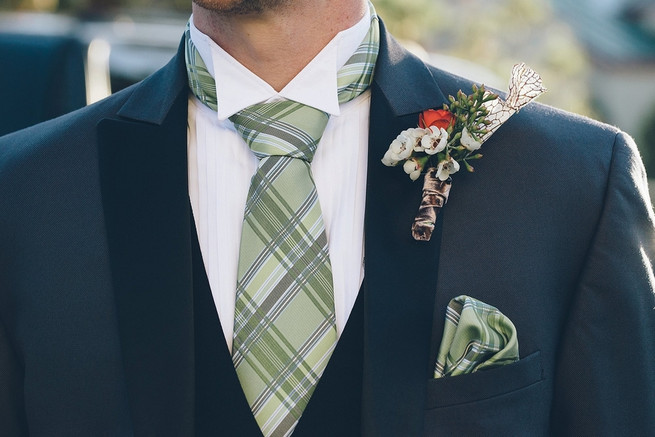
[433,295,519,378]
[185,5,379,436]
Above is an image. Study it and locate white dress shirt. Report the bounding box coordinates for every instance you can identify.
[187,11,370,351]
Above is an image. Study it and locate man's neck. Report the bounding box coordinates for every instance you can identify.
[192,0,367,92]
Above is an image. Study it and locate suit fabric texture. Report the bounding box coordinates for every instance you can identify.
[1,22,655,436]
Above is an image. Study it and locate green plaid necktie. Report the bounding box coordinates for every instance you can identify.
[185,5,378,436]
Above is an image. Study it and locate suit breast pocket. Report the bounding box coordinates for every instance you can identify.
[424,351,549,436]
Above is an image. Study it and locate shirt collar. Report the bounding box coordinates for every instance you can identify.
[189,8,371,120]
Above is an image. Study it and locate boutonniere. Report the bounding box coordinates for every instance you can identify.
[382,63,546,241]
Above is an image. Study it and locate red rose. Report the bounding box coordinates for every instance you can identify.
[419,109,455,130]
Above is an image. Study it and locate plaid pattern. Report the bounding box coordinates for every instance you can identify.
[185,4,379,436]
[434,295,519,378]
[184,30,217,112]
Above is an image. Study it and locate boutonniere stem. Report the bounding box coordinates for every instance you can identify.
[412,170,452,241]
[382,63,546,241]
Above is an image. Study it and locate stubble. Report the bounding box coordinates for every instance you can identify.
[192,0,291,15]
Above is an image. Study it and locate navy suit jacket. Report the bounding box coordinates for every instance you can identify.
[1,22,655,436]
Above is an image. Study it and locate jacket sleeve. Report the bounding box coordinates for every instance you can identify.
[551,131,655,435]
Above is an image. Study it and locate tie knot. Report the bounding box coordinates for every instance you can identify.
[230,100,329,162]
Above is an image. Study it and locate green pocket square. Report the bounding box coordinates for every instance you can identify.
[434,295,519,378]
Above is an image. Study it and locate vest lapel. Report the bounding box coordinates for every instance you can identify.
[191,216,263,436]
[362,21,449,436]
[192,210,366,435]
[97,40,196,436]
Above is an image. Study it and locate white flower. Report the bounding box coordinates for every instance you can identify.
[381,128,427,166]
[403,158,422,181]
[399,128,428,153]
[436,157,460,181]
[421,126,449,155]
[408,128,429,153]
[381,149,399,166]
[460,126,481,151]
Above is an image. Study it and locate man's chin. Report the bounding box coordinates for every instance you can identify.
[192,0,289,15]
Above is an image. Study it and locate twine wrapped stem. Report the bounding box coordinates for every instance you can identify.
[411,168,452,241]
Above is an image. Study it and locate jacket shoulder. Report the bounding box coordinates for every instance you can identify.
[427,63,620,139]
[0,84,136,175]
[425,63,624,169]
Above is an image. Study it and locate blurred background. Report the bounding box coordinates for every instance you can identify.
[1,0,654,185]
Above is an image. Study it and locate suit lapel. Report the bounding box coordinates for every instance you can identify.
[97,41,196,436]
[99,24,470,436]
[362,22,449,436]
